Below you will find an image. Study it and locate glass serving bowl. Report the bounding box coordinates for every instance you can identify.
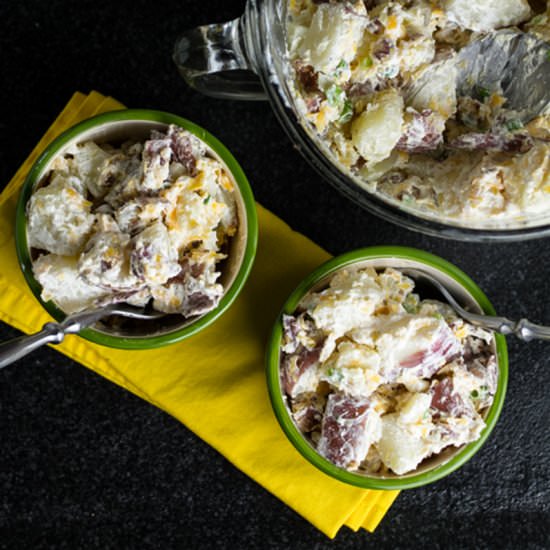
[16,109,258,350]
[174,0,550,242]
[265,246,508,489]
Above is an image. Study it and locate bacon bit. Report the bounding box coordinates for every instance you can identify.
[169,131,198,176]
[448,132,533,154]
[305,95,323,114]
[367,18,384,34]
[347,81,374,98]
[130,244,153,279]
[319,393,371,468]
[352,156,367,171]
[100,260,113,272]
[431,377,465,416]
[186,292,213,314]
[373,38,392,59]
[382,171,406,185]
[396,110,443,154]
[293,60,320,95]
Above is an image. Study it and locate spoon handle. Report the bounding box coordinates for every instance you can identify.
[511,319,550,342]
[0,322,66,369]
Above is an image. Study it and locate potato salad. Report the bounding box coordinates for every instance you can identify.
[287,0,550,227]
[27,125,237,316]
[280,268,497,475]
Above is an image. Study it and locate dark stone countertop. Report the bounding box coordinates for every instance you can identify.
[0,1,548,548]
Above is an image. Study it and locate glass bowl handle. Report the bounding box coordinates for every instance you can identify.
[173,17,267,101]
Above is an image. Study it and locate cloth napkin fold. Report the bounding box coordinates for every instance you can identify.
[0,91,399,537]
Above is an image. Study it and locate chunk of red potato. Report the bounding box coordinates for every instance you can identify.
[130,221,181,286]
[281,312,326,397]
[281,343,323,398]
[318,393,378,469]
[151,253,223,316]
[399,323,462,378]
[78,228,141,292]
[166,125,205,177]
[430,377,466,416]
[466,354,498,409]
[291,392,326,434]
[281,314,301,354]
[141,136,172,192]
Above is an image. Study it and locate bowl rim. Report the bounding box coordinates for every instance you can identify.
[265,245,508,490]
[15,108,258,350]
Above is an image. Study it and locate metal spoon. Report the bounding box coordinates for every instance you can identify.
[0,304,165,369]
[401,268,550,342]
[408,30,550,125]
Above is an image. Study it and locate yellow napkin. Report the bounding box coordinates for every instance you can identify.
[0,91,399,537]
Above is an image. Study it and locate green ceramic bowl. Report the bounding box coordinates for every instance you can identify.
[16,109,258,349]
[266,246,508,490]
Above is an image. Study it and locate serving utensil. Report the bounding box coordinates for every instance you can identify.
[402,267,550,342]
[0,304,164,369]
[408,30,550,124]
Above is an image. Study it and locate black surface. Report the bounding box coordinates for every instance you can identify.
[0,1,549,548]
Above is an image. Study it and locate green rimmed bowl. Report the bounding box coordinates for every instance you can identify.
[16,109,258,349]
[266,246,508,490]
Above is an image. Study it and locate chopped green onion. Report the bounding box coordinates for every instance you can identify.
[361,55,373,69]
[326,367,344,382]
[471,386,489,400]
[403,295,419,314]
[476,86,491,101]
[423,410,431,420]
[506,119,523,131]
[326,84,353,123]
[339,99,354,123]
[203,194,211,204]
[532,14,545,25]
[326,84,346,107]
[546,49,550,62]
[334,59,349,77]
